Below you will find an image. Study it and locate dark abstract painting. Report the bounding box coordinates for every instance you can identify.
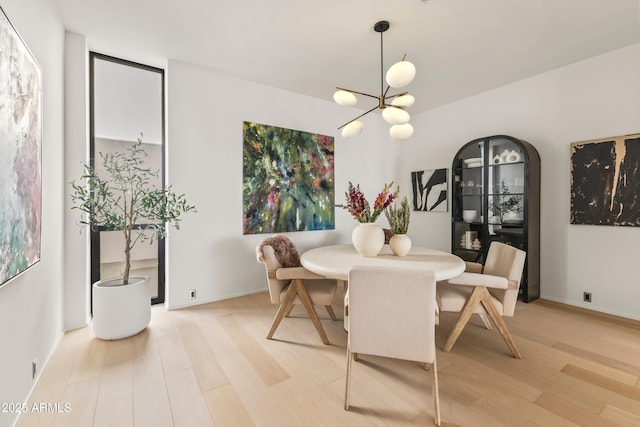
[411,168,448,212]
[0,6,42,286]
[243,122,335,234]
[571,133,640,226]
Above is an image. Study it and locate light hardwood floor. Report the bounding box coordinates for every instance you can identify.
[16,286,640,427]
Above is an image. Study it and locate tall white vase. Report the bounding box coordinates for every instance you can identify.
[352,223,385,257]
[389,234,412,256]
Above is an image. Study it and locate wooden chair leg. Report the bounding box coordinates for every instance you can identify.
[443,286,484,352]
[478,313,493,329]
[344,346,353,410]
[478,287,522,359]
[325,305,337,321]
[267,283,299,340]
[285,303,295,317]
[294,279,330,345]
[432,353,441,426]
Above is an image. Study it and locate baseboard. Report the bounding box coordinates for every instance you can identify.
[166,288,267,310]
[533,298,640,329]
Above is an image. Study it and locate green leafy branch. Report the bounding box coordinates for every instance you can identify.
[70,136,196,284]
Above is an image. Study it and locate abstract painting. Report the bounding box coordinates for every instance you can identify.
[411,168,447,212]
[0,6,42,286]
[571,133,640,226]
[243,122,334,234]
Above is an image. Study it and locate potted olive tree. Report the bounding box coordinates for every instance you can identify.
[71,136,195,339]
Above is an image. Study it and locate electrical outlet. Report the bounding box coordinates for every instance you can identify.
[583,292,592,303]
[189,289,196,299]
[32,359,37,379]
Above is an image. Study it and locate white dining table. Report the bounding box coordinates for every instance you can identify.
[300,244,465,282]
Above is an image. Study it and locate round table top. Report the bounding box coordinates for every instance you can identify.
[300,244,465,282]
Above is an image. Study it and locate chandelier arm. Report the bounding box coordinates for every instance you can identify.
[337,104,380,130]
[384,91,409,100]
[336,87,379,100]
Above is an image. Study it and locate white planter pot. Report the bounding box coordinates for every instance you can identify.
[389,234,412,256]
[352,223,385,257]
[92,276,151,340]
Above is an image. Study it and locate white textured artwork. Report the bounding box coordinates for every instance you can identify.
[0,6,42,286]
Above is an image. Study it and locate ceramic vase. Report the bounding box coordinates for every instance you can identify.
[92,276,151,340]
[352,223,385,257]
[389,234,412,256]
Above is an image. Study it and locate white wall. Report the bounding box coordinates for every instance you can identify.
[64,31,90,331]
[403,42,640,320]
[0,1,65,426]
[166,59,397,308]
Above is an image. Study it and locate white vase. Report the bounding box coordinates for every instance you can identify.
[92,276,151,340]
[352,223,385,257]
[389,234,412,256]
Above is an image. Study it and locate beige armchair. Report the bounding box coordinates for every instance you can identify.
[256,237,337,345]
[437,241,526,359]
[345,265,441,426]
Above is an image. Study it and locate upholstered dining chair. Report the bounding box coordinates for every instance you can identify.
[345,265,440,426]
[256,235,337,345]
[436,241,526,358]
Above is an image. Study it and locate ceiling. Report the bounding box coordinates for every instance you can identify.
[55,0,640,114]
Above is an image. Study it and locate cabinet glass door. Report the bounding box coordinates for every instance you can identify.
[487,138,525,250]
[453,140,485,262]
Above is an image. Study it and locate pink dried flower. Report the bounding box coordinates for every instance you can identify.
[336,181,399,223]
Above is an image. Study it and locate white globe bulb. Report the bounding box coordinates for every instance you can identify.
[386,60,416,88]
[341,120,364,138]
[390,123,414,140]
[391,94,415,108]
[333,90,357,107]
[382,107,410,125]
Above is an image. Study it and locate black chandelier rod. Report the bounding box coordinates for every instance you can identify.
[380,24,385,98]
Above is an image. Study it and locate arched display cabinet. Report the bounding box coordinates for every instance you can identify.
[451,135,540,302]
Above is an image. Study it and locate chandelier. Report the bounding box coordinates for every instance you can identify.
[334,20,416,140]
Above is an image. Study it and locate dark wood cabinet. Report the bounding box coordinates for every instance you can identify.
[451,135,540,302]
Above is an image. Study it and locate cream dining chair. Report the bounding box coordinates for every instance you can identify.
[256,235,337,345]
[345,265,441,426]
[436,241,526,358]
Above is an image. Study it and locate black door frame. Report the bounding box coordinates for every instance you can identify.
[88,52,166,306]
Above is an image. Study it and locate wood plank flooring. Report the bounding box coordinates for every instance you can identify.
[16,286,640,426]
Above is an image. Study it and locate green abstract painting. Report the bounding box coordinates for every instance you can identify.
[243,122,334,234]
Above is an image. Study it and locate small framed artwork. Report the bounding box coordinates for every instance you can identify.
[571,133,640,226]
[411,168,448,212]
[0,6,42,287]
